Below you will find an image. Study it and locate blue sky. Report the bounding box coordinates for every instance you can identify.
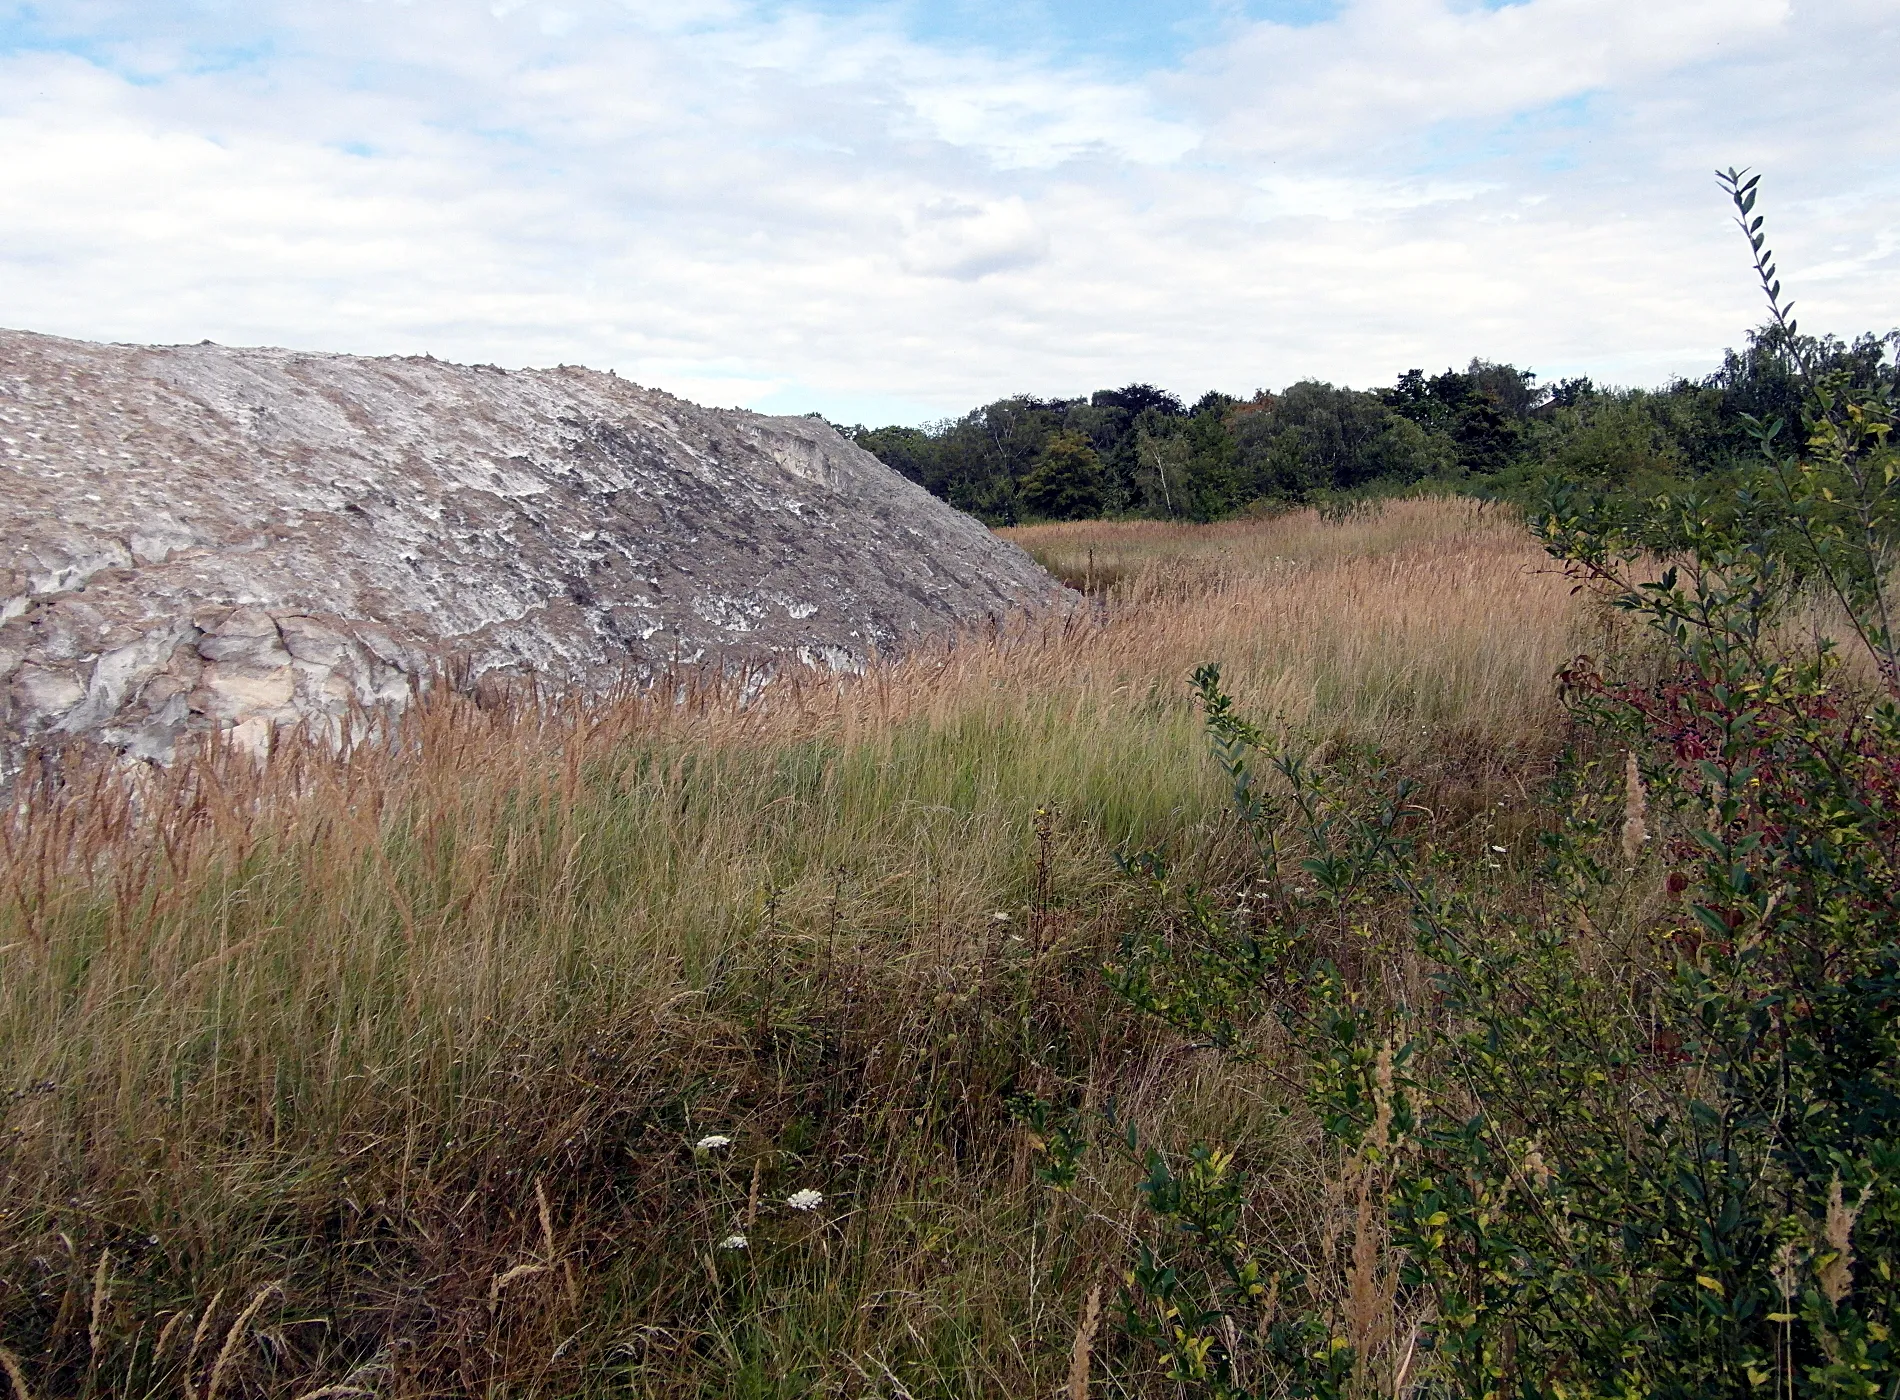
[788,0,1345,68]
[0,0,1894,424]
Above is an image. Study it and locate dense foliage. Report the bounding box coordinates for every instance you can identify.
[845,330,1899,525]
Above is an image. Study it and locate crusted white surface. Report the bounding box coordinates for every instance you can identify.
[1,329,1063,762]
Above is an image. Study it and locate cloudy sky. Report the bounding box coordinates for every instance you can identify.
[1,0,1894,424]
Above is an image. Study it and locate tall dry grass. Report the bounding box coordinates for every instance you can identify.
[1001,498,1580,779]
[0,498,1581,1398]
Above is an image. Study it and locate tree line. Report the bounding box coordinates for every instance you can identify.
[838,324,1900,524]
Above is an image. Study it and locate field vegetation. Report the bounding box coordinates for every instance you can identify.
[3,177,1896,1398]
[0,501,1580,1398]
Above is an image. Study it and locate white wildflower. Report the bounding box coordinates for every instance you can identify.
[1490,844,1507,854]
[785,1188,824,1211]
[718,1233,749,1250]
[695,1134,732,1151]
[992,911,1012,922]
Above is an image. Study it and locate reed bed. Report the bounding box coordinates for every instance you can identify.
[0,498,1581,1398]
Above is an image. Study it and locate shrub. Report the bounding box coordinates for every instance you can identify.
[1087,171,1900,1397]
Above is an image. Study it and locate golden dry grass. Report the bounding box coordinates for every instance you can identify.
[1000,497,1579,767]
[0,497,1582,1398]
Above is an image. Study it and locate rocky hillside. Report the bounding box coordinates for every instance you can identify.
[1,330,1065,764]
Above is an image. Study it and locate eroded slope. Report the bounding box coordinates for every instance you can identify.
[1,330,1063,761]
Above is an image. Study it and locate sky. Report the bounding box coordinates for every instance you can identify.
[0,0,1895,425]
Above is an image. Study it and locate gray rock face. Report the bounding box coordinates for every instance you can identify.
[1,329,1063,764]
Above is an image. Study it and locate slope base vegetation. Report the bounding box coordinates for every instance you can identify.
[0,501,1576,1398]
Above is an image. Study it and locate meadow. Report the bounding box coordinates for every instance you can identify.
[0,498,1587,1397]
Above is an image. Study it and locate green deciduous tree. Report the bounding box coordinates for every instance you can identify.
[1019,428,1106,520]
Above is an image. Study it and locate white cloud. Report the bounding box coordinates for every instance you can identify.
[1190,0,1792,156]
[900,198,1049,279]
[0,0,1893,421]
